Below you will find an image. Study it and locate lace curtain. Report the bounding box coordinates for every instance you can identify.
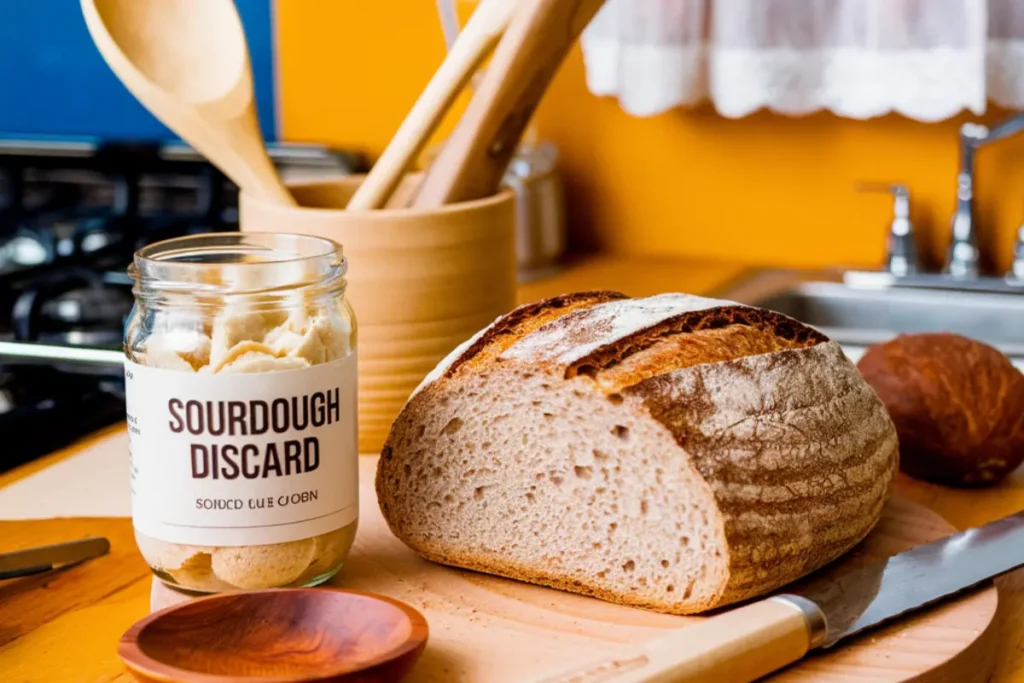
[580,0,1024,120]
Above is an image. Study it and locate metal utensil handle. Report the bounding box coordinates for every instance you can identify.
[0,341,124,367]
[435,0,461,51]
[0,565,56,580]
[0,536,111,574]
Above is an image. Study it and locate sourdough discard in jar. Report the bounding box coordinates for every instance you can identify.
[123,233,358,592]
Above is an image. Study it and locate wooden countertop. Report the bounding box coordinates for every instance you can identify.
[0,254,1021,682]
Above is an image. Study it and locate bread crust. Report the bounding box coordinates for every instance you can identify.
[377,292,899,614]
[566,304,827,379]
[627,341,898,605]
[446,290,627,378]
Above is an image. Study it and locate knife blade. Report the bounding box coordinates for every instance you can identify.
[798,508,1024,648]
[528,509,1024,683]
[0,537,110,580]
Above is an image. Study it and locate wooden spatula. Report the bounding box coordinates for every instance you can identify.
[345,0,521,211]
[80,0,295,206]
[411,0,607,208]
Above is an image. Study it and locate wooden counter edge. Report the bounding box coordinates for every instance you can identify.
[0,423,127,490]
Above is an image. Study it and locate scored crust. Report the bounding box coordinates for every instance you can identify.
[377,292,899,614]
[566,304,827,379]
[445,290,627,377]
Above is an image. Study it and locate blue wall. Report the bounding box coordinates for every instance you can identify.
[0,0,277,142]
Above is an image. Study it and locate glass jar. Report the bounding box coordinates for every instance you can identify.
[123,233,358,592]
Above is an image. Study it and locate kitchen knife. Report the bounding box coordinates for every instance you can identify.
[529,509,1024,683]
[0,537,110,580]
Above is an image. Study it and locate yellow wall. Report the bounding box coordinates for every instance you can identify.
[277,1,1024,272]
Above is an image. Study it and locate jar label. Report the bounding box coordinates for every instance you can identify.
[124,353,359,546]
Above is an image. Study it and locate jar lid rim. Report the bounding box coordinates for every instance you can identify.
[135,232,343,267]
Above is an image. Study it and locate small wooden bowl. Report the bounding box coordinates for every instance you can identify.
[119,588,428,682]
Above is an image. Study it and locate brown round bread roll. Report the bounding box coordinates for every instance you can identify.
[857,332,1024,487]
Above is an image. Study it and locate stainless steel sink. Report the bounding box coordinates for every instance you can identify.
[716,269,1024,369]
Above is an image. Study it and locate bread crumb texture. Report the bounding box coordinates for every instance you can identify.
[377,292,898,614]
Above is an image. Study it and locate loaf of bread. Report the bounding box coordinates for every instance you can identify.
[376,292,899,614]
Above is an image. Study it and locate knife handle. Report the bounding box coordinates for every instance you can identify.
[528,595,826,683]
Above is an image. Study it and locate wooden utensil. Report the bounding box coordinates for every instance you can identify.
[345,0,520,211]
[119,588,428,683]
[411,0,607,208]
[80,0,295,206]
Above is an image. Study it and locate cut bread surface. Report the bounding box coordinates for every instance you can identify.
[377,292,899,614]
[380,369,730,612]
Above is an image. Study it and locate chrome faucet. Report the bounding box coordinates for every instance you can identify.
[949,113,1024,279]
[947,123,984,278]
[845,113,1024,293]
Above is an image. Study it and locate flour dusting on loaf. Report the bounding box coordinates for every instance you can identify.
[377,292,899,615]
[502,293,740,366]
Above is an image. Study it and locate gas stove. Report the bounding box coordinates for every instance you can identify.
[0,137,364,469]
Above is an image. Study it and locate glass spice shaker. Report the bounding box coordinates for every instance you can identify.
[123,233,359,592]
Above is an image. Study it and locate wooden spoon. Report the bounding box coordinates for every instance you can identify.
[411,0,607,208]
[80,0,295,206]
[345,0,520,211]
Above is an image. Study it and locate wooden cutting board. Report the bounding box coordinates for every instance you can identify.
[0,459,1000,682]
[143,460,1002,683]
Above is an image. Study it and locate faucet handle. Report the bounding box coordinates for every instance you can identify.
[946,212,980,279]
[856,182,918,277]
[1010,224,1024,282]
